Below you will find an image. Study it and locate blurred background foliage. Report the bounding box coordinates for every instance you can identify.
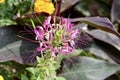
[0,0,34,27]
[75,0,112,17]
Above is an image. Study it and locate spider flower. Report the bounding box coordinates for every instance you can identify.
[34,16,79,56]
[34,0,55,14]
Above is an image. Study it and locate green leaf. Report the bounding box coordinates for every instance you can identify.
[69,49,83,57]
[56,77,66,80]
[0,61,29,80]
[15,13,47,26]
[75,1,91,16]
[0,0,34,27]
[0,67,12,80]
[21,74,29,80]
[0,60,29,69]
[0,19,16,27]
[26,67,35,74]
[59,57,120,80]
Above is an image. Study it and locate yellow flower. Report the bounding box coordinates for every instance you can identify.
[0,75,4,80]
[0,0,4,3]
[34,0,55,15]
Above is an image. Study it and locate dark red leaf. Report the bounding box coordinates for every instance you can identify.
[111,0,120,23]
[71,17,120,38]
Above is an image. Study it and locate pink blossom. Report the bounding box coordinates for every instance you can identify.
[51,48,57,56]
[43,16,51,27]
[34,16,79,56]
[34,26,44,41]
[70,29,79,39]
[37,42,47,51]
[59,44,72,55]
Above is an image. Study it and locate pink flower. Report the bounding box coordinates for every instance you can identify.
[37,42,47,51]
[34,16,79,56]
[70,29,78,39]
[51,48,57,56]
[34,26,44,41]
[59,43,73,55]
[43,16,51,27]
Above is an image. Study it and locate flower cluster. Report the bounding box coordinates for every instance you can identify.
[34,0,55,14]
[34,16,78,56]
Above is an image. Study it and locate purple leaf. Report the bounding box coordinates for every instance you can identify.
[87,29,120,63]
[59,56,120,80]
[60,0,79,12]
[71,17,120,38]
[0,26,38,64]
[111,0,120,23]
[87,29,120,51]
